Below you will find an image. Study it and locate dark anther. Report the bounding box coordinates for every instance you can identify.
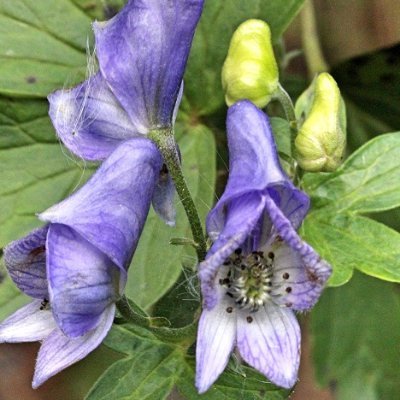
[246,316,253,323]
[160,164,169,175]
[223,260,231,265]
[268,252,275,259]
[241,264,246,270]
[226,307,233,313]
[226,292,233,298]
[234,248,242,255]
[285,287,292,293]
[282,272,290,280]
[285,302,293,308]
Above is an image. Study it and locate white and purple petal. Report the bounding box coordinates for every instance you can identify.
[4,226,49,299]
[94,0,204,128]
[237,303,300,389]
[32,303,115,389]
[48,73,139,161]
[0,301,56,343]
[196,291,236,394]
[40,138,162,272]
[46,224,119,338]
[264,196,332,311]
[200,193,266,309]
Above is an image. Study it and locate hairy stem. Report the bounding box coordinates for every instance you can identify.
[149,129,207,262]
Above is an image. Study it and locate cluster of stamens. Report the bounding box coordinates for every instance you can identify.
[219,248,274,312]
[39,298,49,311]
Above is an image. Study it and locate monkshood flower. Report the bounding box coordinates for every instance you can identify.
[0,138,162,388]
[196,100,331,393]
[48,0,204,225]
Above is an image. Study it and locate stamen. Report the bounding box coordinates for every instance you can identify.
[222,251,273,312]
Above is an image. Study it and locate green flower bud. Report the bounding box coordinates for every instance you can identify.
[295,73,346,172]
[221,19,279,108]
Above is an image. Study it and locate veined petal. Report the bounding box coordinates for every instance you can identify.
[40,138,162,272]
[94,0,203,128]
[209,101,308,235]
[4,226,48,299]
[264,195,331,310]
[32,303,115,389]
[196,297,236,394]
[48,73,139,161]
[46,224,119,338]
[0,300,56,343]
[237,303,300,389]
[200,193,266,309]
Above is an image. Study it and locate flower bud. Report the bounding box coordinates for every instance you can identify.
[221,19,279,108]
[294,73,346,172]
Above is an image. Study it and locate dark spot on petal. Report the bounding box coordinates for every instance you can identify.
[268,252,275,259]
[285,302,293,308]
[275,235,283,242]
[226,307,233,313]
[29,245,45,257]
[235,248,242,255]
[283,272,290,280]
[26,76,37,84]
[246,316,253,323]
[286,287,292,293]
[71,130,77,136]
[306,268,320,283]
[219,279,223,285]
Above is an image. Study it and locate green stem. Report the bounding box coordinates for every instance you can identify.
[149,129,207,262]
[273,83,298,157]
[301,0,329,77]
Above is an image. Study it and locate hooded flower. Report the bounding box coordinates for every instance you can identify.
[48,0,204,225]
[195,101,331,393]
[0,138,162,388]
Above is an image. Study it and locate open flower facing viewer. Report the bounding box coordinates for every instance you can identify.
[196,101,332,393]
[0,138,163,387]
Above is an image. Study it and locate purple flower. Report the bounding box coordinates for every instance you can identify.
[195,101,331,393]
[0,138,162,387]
[48,0,204,225]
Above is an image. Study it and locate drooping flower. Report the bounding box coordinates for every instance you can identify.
[0,138,162,388]
[195,100,331,393]
[48,0,204,225]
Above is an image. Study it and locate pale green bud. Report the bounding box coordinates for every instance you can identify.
[295,73,346,172]
[221,19,279,108]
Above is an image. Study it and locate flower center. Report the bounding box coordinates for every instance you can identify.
[220,249,274,312]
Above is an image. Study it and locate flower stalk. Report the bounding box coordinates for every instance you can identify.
[149,129,207,262]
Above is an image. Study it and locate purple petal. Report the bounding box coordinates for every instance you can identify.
[152,167,176,226]
[237,303,300,389]
[94,0,203,128]
[196,296,236,394]
[209,101,309,236]
[40,138,162,272]
[264,195,331,311]
[46,224,119,338]
[0,301,56,343]
[200,193,266,309]
[32,303,115,389]
[4,226,49,299]
[48,72,139,161]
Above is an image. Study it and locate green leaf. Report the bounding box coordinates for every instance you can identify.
[92,324,289,400]
[303,132,400,214]
[0,0,96,97]
[303,211,400,286]
[311,273,400,400]
[88,324,184,400]
[127,125,216,309]
[0,97,94,247]
[184,0,305,115]
[178,359,290,400]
